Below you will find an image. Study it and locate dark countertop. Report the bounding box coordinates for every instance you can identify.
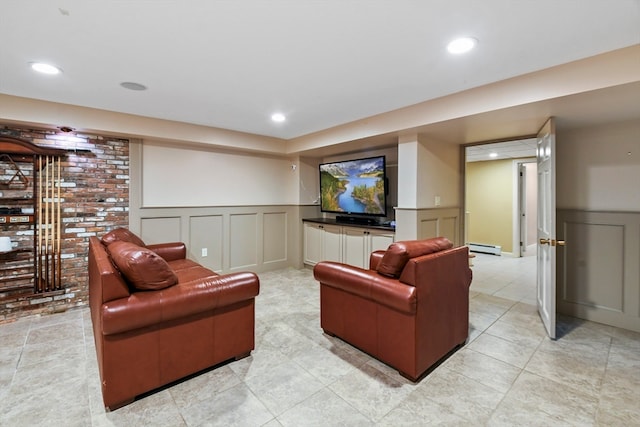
[303,217,395,232]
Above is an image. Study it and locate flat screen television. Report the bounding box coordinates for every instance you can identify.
[319,155,387,217]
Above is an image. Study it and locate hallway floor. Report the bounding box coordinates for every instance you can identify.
[470,250,536,305]
[1,258,639,426]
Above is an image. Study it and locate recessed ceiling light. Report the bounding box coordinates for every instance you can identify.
[447,37,478,54]
[30,62,62,75]
[489,152,498,158]
[271,113,286,123]
[120,81,147,91]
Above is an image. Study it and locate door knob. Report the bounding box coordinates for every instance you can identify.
[555,240,565,246]
[539,238,551,245]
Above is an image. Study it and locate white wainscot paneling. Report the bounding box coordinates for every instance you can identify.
[418,208,460,244]
[132,205,302,274]
[263,212,287,264]
[190,215,224,272]
[563,222,624,311]
[229,213,258,270]
[140,217,181,244]
[558,210,640,333]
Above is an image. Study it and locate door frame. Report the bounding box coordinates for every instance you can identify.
[513,159,537,257]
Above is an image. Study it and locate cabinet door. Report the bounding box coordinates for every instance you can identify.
[369,230,395,253]
[303,223,324,265]
[343,227,368,269]
[322,224,343,262]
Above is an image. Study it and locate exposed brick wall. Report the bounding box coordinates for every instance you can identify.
[0,125,129,323]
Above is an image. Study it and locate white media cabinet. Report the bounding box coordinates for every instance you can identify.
[303,218,395,269]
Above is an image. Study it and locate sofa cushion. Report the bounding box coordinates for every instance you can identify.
[101,228,146,248]
[377,237,454,278]
[108,241,178,291]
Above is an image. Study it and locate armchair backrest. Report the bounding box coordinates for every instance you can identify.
[398,245,472,288]
[368,237,472,290]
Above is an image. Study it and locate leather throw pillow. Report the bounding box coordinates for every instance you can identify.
[377,237,454,278]
[101,228,146,248]
[376,242,410,278]
[108,241,178,291]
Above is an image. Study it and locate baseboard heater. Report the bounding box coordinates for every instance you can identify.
[468,243,502,256]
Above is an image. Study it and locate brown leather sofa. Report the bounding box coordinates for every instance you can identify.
[88,228,260,409]
[313,237,472,381]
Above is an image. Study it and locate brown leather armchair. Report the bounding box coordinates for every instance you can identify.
[88,228,260,409]
[313,237,472,381]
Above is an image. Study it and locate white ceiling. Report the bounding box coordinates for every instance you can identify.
[466,138,537,162]
[1,1,639,140]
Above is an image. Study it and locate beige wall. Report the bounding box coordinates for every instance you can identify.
[398,135,460,209]
[130,140,310,272]
[466,159,514,253]
[557,119,640,211]
[556,119,640,332]
[142,139,299,207]
[298,156,322,205]
[418,135,461,209]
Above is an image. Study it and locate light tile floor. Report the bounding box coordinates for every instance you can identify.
[469,249,537,306]
[1,254,639,426]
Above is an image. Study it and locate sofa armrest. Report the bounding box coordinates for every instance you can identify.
[89,237,130,304]
[101,271,260,335]
[146,242,186,262]
[313,261,416,314]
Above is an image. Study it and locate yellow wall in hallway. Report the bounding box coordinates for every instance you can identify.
[466,159,513,253]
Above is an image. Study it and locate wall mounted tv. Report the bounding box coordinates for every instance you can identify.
[319,155,387,217]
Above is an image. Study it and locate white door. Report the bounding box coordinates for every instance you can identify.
[536,118,560,339]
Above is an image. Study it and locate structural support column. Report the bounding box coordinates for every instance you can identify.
[395,133,463,244]
[396,134,421,240]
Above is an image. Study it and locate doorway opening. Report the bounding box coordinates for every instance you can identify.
[463,138,538,303]
[464,138,537,257]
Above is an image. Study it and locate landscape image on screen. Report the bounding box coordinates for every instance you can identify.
[319,156,386,216]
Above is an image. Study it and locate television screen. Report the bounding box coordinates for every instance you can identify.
[319,155,387,216]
